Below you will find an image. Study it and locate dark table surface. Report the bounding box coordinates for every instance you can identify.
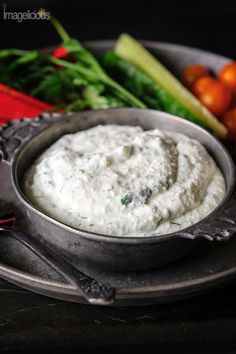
[1,278,236,353]
[0,0,235,59]
[1,0,236,352]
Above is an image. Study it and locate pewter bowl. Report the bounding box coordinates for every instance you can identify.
[0,108,235,271]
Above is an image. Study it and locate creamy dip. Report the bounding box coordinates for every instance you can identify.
[23,125,225,236]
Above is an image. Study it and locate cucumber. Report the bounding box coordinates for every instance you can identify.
[115,34,227,138]
[103,51,208,128]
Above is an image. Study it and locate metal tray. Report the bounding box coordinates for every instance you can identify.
[0,40,236,306]
[1,210,236,306]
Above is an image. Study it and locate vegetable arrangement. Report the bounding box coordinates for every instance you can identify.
[0,16,145,112]
[114,34,227,138]
[103,51,205,128]
[0,11,233,140]
[182,61,236,140]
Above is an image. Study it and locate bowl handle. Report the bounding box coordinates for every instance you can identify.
[178,190,236,241]
[0,113,65,164]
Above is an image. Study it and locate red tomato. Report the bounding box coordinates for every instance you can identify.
[194,79,232,116]
[192,76,215,97]
[219,61,236,93]
[222,107,236,140]
[182,64,209,88]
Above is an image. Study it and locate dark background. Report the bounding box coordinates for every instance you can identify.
[0,0,235,59]
[1,1,236,352]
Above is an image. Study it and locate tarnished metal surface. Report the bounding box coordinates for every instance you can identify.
[0,41,235,305]
[0,108,235,272]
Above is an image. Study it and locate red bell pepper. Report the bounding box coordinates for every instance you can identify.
[53,46,69,59]
[0,83,54,125]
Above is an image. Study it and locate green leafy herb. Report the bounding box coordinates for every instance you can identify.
[156,217,163,226]
[0,13,146,111]
[170,221,181,226]
[48,12,146,108]
[121,193,133,206]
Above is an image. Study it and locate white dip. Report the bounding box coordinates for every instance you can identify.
[23,125,225,236]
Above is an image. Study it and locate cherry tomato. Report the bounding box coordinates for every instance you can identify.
[192,76,215,97]
[195,79,232,116]
[182,64,209,88]
[222,107,236,140]
[219,61,236,93]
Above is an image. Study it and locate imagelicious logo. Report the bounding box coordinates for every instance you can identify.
[2,4,50,22]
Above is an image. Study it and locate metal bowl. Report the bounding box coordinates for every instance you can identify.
[0,108,235,271]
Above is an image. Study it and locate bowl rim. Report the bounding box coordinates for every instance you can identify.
[9,108,236,244]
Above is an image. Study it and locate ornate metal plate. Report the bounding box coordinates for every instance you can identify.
[0,41,236,306]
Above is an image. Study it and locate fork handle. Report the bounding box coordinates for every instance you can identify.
[9,230,115,305]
